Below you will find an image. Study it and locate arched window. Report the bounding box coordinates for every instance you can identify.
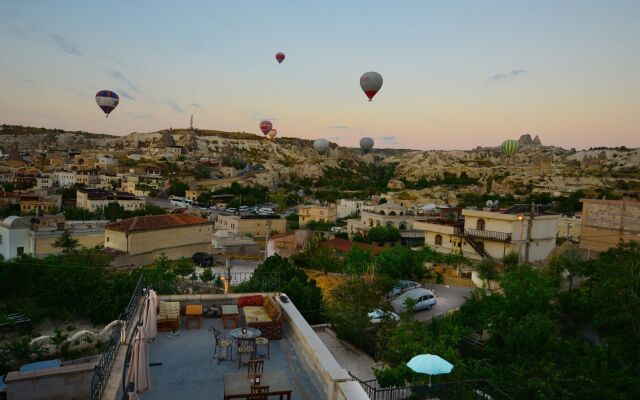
[435,234,443,246]
[399,221,407,230]
[389,211,396,216]
[386,221,393,228]
[368,218,374,227]
[379,210,386,215]
[477,219,485,230]
[376,220,381,227]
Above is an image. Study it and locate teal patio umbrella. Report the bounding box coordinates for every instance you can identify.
[407,354,454,387]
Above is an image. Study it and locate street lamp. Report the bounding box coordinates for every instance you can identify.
[517,214,525,262]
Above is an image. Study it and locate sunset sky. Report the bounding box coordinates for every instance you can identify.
[1,0,639,150]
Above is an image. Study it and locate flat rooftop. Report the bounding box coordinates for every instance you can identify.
[141,318,323,400]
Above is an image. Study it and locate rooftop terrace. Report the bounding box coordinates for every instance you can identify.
[141,318,322,399]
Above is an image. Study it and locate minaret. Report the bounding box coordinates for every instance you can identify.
[190,114,194,130]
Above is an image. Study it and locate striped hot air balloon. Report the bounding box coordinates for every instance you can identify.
[501,139,519,157]
[95,90,119,117]
[259,121,273,136]
[360,71,383,102]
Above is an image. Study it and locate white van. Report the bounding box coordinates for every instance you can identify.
[391,288,437,313]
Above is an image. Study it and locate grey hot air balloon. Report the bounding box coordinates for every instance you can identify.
[360,137,374,153]
[360,71,383,101]
[313,139,330,154]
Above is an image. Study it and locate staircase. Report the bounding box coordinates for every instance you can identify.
[464,233,501,264]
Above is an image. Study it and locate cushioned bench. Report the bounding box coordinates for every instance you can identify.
[157,301,180,332]
[237,295,283,340]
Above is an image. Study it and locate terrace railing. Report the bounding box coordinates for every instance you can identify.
[465,228,512,242]
[349,372,513,400]
[90,275,144,400]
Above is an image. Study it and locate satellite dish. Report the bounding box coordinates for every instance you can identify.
[485,200,494,208]
[493,200,499,207]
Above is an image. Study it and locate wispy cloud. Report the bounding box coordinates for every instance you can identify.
[126,112,155,119]
[487,69,529,83]
[118,90,135,100]
[23,80,34,85]
[250,112,278,121]
[165,100,184,113]
[378,135,398,144]
[48,32,83,56]
[191,103,200,108]
[326,125,350,130]
[110,70,140,94]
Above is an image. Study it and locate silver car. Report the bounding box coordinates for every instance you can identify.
[391,288,437,313]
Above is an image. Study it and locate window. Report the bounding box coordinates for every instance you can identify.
[17,247,24,256]
[477,219,485,230]
[0,234,2,244]
[106,237,110,242]
[435,234,443,246]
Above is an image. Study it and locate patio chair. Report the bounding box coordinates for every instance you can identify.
[235,337,255,369]
[212,327,232,364]
[254,336,270,360]
[248,385,269,400]
[246,359,264,379]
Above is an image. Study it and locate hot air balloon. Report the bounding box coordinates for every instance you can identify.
[95,90,119,117]
[314,139,330,154]
[259,121,273,136]
[267,129,277,140]
[360,71,383,102]
[360,137,374,153]
[275,52,285,64]
[501,139,519,158]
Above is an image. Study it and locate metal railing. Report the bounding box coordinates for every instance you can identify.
[465,228,512,242]
[349,372,513,400]
[90,275,144,400]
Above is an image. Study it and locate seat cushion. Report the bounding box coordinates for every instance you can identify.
[237,295,264,308]
[158,301,180,320]
[243,306,272,323]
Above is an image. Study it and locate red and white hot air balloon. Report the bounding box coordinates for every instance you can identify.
[360,71,383,102]
[259,120,273,136]
[275,52,285,64]
[267,129,277,140]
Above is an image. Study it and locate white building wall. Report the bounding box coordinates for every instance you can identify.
[0,225,30,260]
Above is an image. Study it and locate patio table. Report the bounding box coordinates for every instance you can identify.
[223,370,292,400]
[221,305,239,329]
[229,327,261,340]
[185,304,202,329]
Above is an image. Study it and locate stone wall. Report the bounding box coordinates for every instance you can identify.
[5,360,96,400]
[580,199,640,253]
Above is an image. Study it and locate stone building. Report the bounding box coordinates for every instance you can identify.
[298,204,338,226]
[215,214,286,237]
[579,198,640,256]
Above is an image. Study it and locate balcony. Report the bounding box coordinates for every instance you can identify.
[100,292,368,400]
[464,228,512,242]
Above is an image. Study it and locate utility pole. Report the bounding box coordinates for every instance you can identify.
[264,220,272,261]
[524,201,535,263]
[224,257,231,294]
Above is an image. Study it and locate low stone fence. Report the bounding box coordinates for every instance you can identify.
[4,356,100,400]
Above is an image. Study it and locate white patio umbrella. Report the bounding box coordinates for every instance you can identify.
[143,290,158,341]
[407,354,454,387]
[126,326,150,399]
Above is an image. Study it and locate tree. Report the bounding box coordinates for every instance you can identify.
[343,247,371,275]
[476,257,497,290]
[53,229,79,254]
[167,180,189,197]
[233,254,325,324]
[173,257,195,277]
[367,226,400,244]
[546,243,583,290]
[200,267,214,283]
[375,246,425,280]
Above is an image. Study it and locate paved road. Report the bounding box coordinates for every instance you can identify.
[390,283,474,322]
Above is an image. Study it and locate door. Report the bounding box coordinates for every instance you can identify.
[17,247,24,256]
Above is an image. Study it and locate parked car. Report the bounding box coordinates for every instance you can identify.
[192,252,214,267]
[368,309,400,324]
[387,280,422,298]
[391,288,437,313]
[225,207,237,213]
